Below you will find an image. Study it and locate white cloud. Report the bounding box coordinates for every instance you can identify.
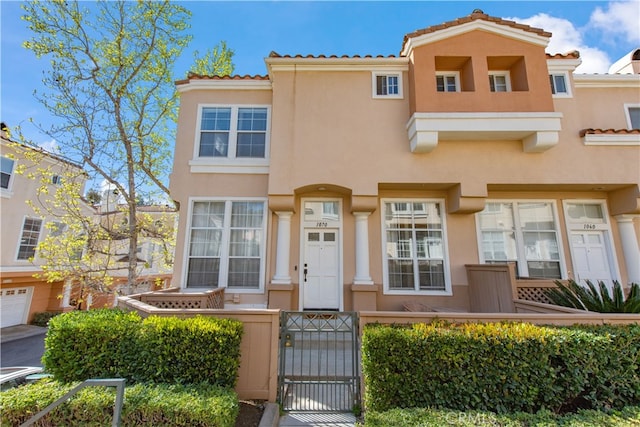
[38,138,60,154]
[590,1,640,44]
[506,13,611,73]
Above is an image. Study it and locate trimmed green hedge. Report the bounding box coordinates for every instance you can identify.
[42,309,243,388]
[0,379,238,427]
[362,321,640,413]
[364,406,640,427]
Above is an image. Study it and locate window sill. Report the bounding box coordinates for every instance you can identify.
[1,188,13,198]
[384,289,452,297]
[189,159,269,174]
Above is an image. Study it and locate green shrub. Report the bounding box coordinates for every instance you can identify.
[362,321,640,414]
[42,310,243,388]
[545,279,640,313]
[0,378,239,427]
[129,315,243,388]
[31,311,62,327]
[364,406,640,427]
[42,309,142,382]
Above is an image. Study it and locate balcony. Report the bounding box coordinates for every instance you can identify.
[407,111,563,153]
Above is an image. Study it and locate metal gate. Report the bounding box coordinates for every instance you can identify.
[277,311,360,412]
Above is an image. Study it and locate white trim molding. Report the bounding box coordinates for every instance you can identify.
[582,134,640,146]
[406,112,563,153]
[401,20,549,57]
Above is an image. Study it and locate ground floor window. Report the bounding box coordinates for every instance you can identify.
[186,199,265,290]
[477,201,562,279]
[382,200,449,293]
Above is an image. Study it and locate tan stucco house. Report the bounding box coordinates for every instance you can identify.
[169,10,640,312]
[0,126,92,326]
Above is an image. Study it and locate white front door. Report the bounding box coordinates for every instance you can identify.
[303,229,340,310]
[571,231,614,288]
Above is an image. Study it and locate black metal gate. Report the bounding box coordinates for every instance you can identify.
[277,311,360,412]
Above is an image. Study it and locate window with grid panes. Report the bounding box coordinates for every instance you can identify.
[186,200,265,290]
[383,201,447,292]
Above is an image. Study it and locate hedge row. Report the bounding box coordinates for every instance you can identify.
[0,379,238,427]
[42,309,243,388]
[362,321,640,413]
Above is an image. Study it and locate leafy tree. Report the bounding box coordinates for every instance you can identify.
[190,41,235,76]
[85,187,102,205]
[20,0,230,294]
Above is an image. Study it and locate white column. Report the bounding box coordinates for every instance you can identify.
[272,211,293,284]
[61,281,72,308]
[616,215,640,284]
[353,212,374,285]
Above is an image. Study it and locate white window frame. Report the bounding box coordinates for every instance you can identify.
[372,72,403,99]
[435,71,460,92]
[381,198,452,296]
[1,155,15,197]
[489,71,511,92]
[549,73,571,97]
[189,104,271,174]
[16,216,43,261]
[475,200,567,279]
[625,104,640,129]
[182,197,268,293]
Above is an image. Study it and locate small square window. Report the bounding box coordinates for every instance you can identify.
[436,73,459,92]
[1,156,15,190]
[489,72,510,92]
[549,74,568,95]
[372,73,402,98]
[51,175,62,185]
[626,106,640,129]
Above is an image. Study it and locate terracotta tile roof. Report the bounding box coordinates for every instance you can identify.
[268,51,398,59]
[580,128,640,137]
[546,51,581,59]
[402,9,551,53]
[176,73,269,85]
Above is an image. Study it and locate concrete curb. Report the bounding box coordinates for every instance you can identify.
[258,403,280,427]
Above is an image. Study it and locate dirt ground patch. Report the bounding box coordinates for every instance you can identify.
[235,400,266,427]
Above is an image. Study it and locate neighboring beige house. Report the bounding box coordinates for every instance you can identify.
[169,10,640,312]
[0,125,92,326]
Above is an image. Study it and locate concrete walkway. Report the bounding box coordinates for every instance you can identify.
[278,412,356,426]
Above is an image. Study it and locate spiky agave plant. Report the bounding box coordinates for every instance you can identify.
[544,279,640,313]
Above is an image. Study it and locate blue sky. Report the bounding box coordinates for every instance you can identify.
[1,0,639,151]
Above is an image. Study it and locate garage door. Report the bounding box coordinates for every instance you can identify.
[1,287,32,327]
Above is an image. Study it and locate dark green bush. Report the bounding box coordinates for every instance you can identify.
[129,315,243,388]
[545,279,640,313]
[31,311,62,327]
[42,309,142,382]
[42,309,243,388]
[0,378,238,427]
[362,321,640,414]
[364,406,640,427]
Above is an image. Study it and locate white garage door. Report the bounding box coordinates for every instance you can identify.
[1,287,32,327]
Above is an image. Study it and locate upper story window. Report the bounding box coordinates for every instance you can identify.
[626,105,640,129]
[17,217,43,260]
[477,201,563,279]
[435,72,459,92]
[549,74,569,96]
[382,199,450,295]
[489,72,510,92]
[197,106,269,159]
[372,73,402,98]
[51,175,62,185]
[1,156,15,190]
